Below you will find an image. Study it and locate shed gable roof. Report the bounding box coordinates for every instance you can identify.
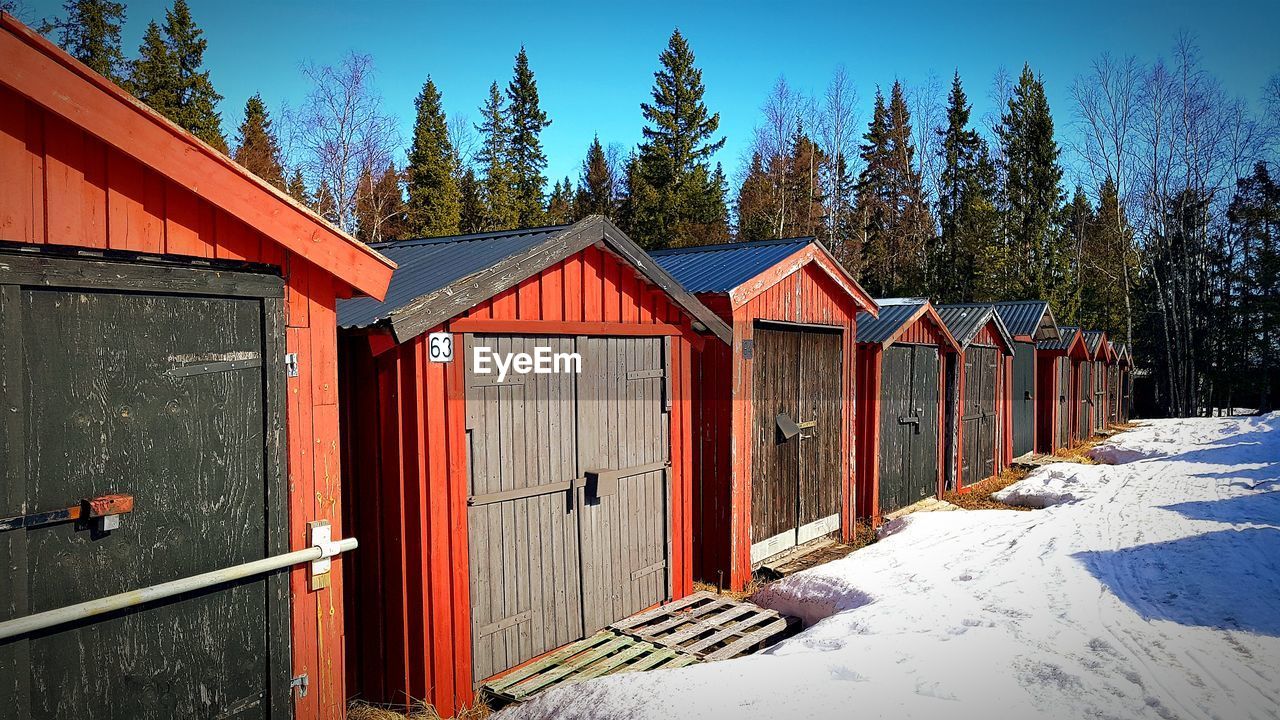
[650,236,876,312]
[1082,330,1107,358]
[936,304,1014,353]
[855,298,960,351]
[991,300,1060,341]
[0,14,393,298]
[337,216,732,344]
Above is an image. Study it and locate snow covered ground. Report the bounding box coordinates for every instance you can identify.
[504,414,1280,720]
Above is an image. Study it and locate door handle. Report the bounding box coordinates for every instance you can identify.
[0,493,134,533]
[776,413,801,442]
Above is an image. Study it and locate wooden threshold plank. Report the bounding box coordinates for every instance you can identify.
[683,609,780,655]
[506,635,634,698]
[571,642,657,682]
[654,604,758,648]
[704,617,793,661]
[621,595,730,636]
[610,590,716,630]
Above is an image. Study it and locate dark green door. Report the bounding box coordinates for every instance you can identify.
[1011,342,1035,458]
[0,254,289,720]
[878,344,940,515]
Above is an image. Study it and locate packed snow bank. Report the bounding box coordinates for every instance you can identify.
[992,463,1111,507]
[503,416,1280,720]
[1088,415,1273,464]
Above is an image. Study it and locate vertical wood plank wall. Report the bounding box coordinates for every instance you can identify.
[0,88,351,720]
[339,245,701,718]
[688,262,861,592]
[854,313,954,522]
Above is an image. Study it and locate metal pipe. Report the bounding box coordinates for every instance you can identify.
[0,537,357,641]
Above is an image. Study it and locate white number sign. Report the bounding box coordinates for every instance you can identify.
[428,332,454,363]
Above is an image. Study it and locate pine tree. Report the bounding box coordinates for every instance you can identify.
[286,168,311,207]
[736,152,773,241]
[575,136,615,218]
[128,22,178,113]
[127,1,227,152]
[933,72,999,302]
[1061,185,1093,323]
[475,82,518,231]
[545,177,575,224]
[506,47,551,226]
[43,0,127,82]
[458,167,485,234]
[783,127,828,239]
[997,64,1068,303]
[622,30,729,248]
[853,82,932,296]
[405,77,461,236]
[233,94,285,189]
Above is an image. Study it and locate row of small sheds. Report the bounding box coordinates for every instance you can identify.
[0,13,1137,720]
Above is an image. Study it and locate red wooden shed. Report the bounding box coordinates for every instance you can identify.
[1082,330,1109,437]
[853,299,961,521]
[0,15,394,720]
[336,217,730,717]
[650,237,876,591]
[990,301,1060,460]
[1035,326,1088,453]
[936,305,1015,492]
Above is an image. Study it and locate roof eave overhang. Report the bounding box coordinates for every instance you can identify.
[0,15,395,299]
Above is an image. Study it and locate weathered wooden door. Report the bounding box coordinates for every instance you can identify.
[960,347,999,488]
[750,324,843,563]
[878,345,940,514]
[464,334,670,681]
[1108,365,1120,424]
[577,336,670,634]
[1056,358,1072,448]
[1077,362,1093,440]
[1011,342,1035,458]
[0,254,289,720]
[1094,362,1107,431]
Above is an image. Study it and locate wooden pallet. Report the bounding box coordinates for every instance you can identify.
[480,593,798,705]
[609,591,798,661]
[481,631,701,704]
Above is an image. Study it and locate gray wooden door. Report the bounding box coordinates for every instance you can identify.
[1056,358,1072,447]
[878,345,940,514]
[1011,342,1035,458]
[577,337,670,634]
[960,347,998,487]
[0,255,289,720]
[750,325,843,564]
[464,334,669,681]
[1094,362,1107,431]
[1078,362,1093,440]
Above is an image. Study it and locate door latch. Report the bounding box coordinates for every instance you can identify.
[285,353,300,378]
[290,673,309,698]
[0,493,134,534]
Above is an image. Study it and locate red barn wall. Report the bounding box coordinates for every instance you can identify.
[339,245,701,717]
[0,86,353,719]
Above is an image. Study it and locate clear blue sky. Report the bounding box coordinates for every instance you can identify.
[22,0,1280,187]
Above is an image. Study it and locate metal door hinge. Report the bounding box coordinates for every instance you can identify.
[285,353,299,378]
[290,673,309,698]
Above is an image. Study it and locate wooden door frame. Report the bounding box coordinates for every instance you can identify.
[0,248,292,719]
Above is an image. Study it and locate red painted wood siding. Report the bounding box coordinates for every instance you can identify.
[690,262,861,591]
[0,87,351,720]
[339,245,701,718]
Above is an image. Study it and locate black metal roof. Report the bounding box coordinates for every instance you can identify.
[936,304,1014,352]
[336,216,732,344]
[339,225,570,329]
[856,298,928,343]
[1038,325,1080,351]
[991,300,1060,341]
[649,237,813,294]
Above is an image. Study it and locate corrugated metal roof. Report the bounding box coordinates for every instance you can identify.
[649,237,812,294]
[1082,330,1105,355]
[856,298,928,343]
[1038,325,1080,351]
[936,304,1013,351]
[337,225,571,328]
[991,300,1060,340]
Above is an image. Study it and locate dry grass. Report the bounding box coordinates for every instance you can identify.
[348,700,490,720]
[943,466,1034,511]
